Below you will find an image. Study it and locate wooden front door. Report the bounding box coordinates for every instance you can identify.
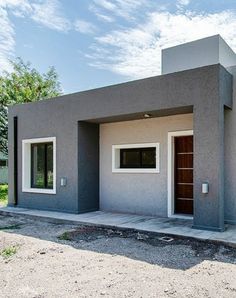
[174,135,193,215]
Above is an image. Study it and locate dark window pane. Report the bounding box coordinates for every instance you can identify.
[0,160,7,167]
[31,142,53,189]
[120,147,156,169]
[31,144,45,188]
[141,148,156,168]
[121,150,140,168]
[46,144,53,189]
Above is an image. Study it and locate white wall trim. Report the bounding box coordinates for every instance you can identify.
[22,137,56,194]
[167,130,193,218]
[112,142,160,173]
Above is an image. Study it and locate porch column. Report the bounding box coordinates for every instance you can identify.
[193,102,225,231]
[77,121,99,213]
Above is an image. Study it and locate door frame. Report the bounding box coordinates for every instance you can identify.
[167,130,193,219]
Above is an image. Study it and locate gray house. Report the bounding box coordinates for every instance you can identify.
[8,35,236,232]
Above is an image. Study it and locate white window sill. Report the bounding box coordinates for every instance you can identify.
[112,168,160,174]
[22,188,56,194]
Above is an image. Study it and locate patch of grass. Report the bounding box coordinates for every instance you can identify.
[1,246,18,259]
[0,184,8,206]
[0,224,22,231]
[58,231,72,241]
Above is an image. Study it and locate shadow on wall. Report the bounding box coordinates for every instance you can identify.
[0,214,236,271]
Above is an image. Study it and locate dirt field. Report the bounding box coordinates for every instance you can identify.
[0,214,236,298]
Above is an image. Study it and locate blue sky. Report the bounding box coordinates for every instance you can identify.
[1,0,236,94]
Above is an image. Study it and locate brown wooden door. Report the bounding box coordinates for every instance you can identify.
[174,135,193,215]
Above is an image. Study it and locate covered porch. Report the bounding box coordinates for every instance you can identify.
[74,66,233,233]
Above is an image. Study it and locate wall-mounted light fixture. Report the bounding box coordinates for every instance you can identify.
[202,182,209,194]
[60,177,67,187]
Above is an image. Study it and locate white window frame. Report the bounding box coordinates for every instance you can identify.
[112,143,160,173]
[167,130,193,219]
[22,137,56,194]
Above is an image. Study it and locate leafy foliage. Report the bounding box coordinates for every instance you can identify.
[0,184,8,206]
[0,58,62,155]
[1,246,18,259]
[58,231,72,241]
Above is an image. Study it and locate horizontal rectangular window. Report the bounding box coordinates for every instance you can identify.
[31,142,53,189]
[120,147,156,168]
[112,143,160,173]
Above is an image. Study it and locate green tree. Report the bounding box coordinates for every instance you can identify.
[0,58,62,155]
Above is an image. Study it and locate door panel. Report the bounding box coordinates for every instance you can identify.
[175,199,193,215]
[176,184,193,198]
[176,154,193,168]
[176,169,193,183]
[175,136,193,153]
[174,136,193,215]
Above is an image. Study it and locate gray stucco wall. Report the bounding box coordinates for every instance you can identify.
[224,67,236,224]
[8,64,233,230]
[78,122,99,213]
[162,35,236,75]
[8,101,79,213]
[100,114,193,216]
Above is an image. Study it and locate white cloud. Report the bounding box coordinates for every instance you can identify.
[94,11,114,23]
[93,0,116,11]
[0,0,72,73]
[89,4,115,23]
[0,0,31,10]
[74,19,96,34]
[31,0,71,32]
[92,0,146,21]
[177,0,190,6]
[88,10,236,79]
[0,0,71,31]
[96,13,114,22]
[176,0,191,11]
[0,0,31,18]
[0,6,15,72]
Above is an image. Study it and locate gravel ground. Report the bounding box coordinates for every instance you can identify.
[0,214,236,298]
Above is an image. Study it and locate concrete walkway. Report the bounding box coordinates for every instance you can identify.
[1,206,236,246]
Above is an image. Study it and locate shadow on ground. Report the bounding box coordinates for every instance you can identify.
[1,214,236,271]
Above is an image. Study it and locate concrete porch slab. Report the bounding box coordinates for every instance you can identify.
[0,207,236,246]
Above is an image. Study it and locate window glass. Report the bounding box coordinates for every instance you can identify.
[0,160,7,167]
[120,147,156,168]
[121,150,140,168]
[141,149,156,167]
[47,144,53,189]
[31,142,53,189]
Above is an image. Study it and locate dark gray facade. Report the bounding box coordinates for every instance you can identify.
[8,64,233,231]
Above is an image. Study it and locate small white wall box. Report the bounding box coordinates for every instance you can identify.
[202,182,209,194]
[60,177,67,187]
